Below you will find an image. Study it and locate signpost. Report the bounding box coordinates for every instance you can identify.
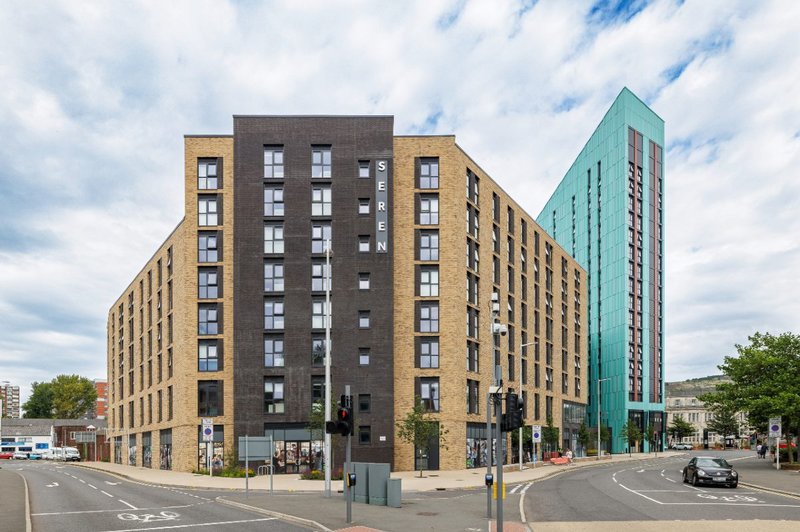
[202,418,213,477]
[769,417,781,470]
[532,425,542,467]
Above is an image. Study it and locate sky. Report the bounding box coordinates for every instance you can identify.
[1,0,798,406]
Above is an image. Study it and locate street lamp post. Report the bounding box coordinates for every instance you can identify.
[519,342,536,470]
[597,377,611,460]
[323,240,333,498]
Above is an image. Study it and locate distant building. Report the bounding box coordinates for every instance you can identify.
[1,383,21,419]
[86,379,108,419]
[665,376,748,447]
[0,418,108,461]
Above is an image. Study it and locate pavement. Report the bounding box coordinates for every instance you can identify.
[54,452,800,531]
[0,467,30,532]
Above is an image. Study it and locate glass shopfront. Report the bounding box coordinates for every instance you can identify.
[466,423,500,468]
[197,425,224,472]
[264,423,323,474]
[128,434,137,466]
[159,429,172,470]
[142,432,152,468]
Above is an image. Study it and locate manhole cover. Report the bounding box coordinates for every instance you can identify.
[417,512,439,516]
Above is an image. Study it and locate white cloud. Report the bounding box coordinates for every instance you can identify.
[1,0,798,405]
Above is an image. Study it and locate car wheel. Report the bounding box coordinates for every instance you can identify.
[682,470,687,483]
[692,474,699,487]
[730,482,738,489]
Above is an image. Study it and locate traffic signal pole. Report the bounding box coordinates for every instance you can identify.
[345,385,352,524]
[495,391,504,532]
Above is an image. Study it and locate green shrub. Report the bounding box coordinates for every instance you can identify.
[300,468,343,480]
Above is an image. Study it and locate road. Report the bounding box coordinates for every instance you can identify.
[6,461,311,532]
[518,450,800,530]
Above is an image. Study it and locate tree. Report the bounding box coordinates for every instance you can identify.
[510,426,532,461]
[577,422,592,456]
[542,415,560,452]
[23,381,54,418]
[51,375,97,419]
[620,421,642,456]
[700,332,800,463]
[668,414,694,443]
[396,396,449,477]
[706,405,741,442]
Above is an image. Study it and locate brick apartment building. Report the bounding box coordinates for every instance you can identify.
[107,116,588,473]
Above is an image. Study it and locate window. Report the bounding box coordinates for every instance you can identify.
[359,426,371,445]
[358,273,370,290]
[419,266,439,296]
[358,311,370,329]
[358,394,371,412]
[358,235,370,253]
[419,195,439,225]
[420,377,440,411]
[419,158,439,188]
[311,376,326,402]
[358,198,370,215]
[311,186,332,216]
[419,337,439,368]
[264,336,285,367]
[198,159,218,189]
[264,187,284,216]
[467,341,479,372]
[264,224,285,254]
[312,300,329,329]
[198,197,218,226]
[507,207,514,234]
[311,337,326,367]
[198,304,218,334]
[264,300,285,330]
[311,263,331,292]
[198,232,218,262]
[198,268,218,299]
[419,230,439,261]
[359,348,370,366]
[264,378,285,414]
[264,146,284,178]
[198,340,219,371]
[198,381,221,416]
[312,224,332,253]
[358,160,370,178]
[419,302,439,332]
[467,379,480,414]
[264,262,284,292]
[312,146,332,178]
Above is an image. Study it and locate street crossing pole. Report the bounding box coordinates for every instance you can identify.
[495,384,504,532]
[345,385,352,524]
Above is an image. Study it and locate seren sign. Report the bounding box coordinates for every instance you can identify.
[375,160,389,253]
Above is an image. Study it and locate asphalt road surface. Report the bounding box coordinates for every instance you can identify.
[6,461,311,532]
[519,451,800,529]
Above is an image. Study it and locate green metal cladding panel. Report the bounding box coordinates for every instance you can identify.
[537,88,665,453]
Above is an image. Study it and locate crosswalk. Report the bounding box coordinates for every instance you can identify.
[508,482,534,495]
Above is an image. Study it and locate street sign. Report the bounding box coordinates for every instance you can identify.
[202,418,214,442]
[237,437,274,460]
[532,425,542,443]
[768,417,781,438]
[74,431,96,443]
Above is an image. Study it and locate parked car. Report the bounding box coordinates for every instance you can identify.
[673,442,693,450]
[27,452,43,460]
[13,451,29,460]
[63,447,81,462]
[0,451,14,460]
[682,456,738,488]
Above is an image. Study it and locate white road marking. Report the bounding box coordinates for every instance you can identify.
[118,499,137,510]
[88,484,97,489]
[101,490,114,498]
[105,481,121,486]
[637,469,645,473]
[79,478,86,483]
[98,517,276,531]
[32,504,197,517]
[509,484,522,494]
[521,483,532,495]
[46,482,59,488]
[666,478,677,483]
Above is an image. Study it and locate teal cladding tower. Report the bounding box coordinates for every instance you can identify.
[537,88,665,453]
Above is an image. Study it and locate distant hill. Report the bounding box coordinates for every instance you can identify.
[665,375,732,397]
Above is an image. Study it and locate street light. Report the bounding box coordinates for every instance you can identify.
[324,239,333,498]
[519,342,536,470]
[597,377,611,460]
[87,425,97,461]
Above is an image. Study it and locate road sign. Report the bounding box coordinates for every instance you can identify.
[769,417,781,438]
[237,437,274,460]
[532,425,542,443]
[202,418,214,442]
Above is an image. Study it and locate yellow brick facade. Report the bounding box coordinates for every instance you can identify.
[393,136,588,471]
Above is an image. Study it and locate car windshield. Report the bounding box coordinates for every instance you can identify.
[697,458,730,468]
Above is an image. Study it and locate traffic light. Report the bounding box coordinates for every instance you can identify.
[503,393,523,432]
[336,404,354,436]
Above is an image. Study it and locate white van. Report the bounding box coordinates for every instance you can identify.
[64,447,81,461]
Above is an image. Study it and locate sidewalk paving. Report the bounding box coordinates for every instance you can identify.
[0,468,31,532]
[733,454,800,497]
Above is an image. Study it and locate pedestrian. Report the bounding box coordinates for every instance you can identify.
[565,448,574,465]
[756,443,762,458]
